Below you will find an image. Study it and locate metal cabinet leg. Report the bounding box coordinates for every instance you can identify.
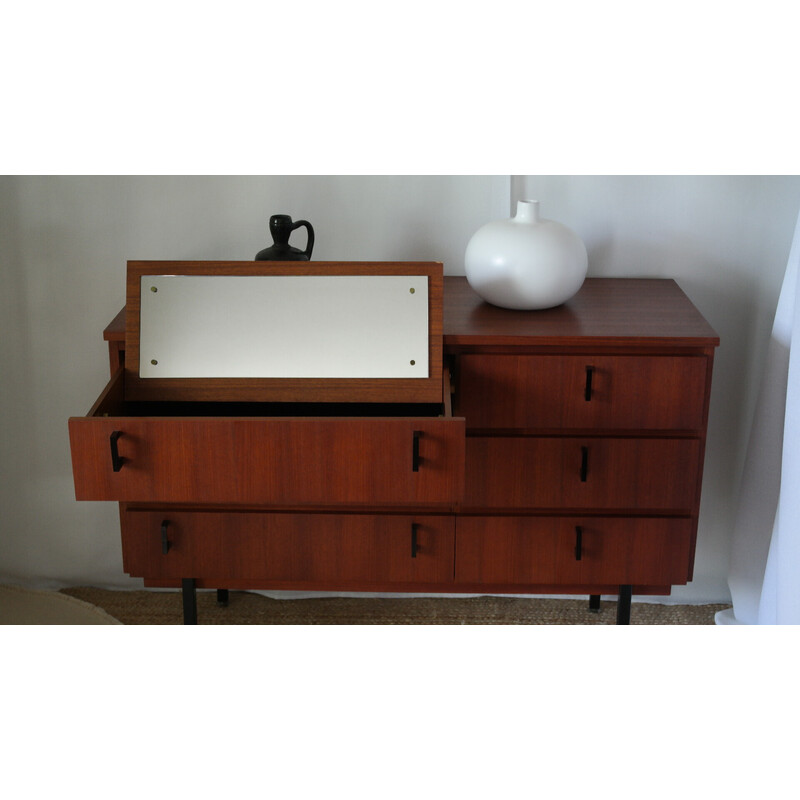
[589,594,601,613]
[616,585,632,625]
[182,578,198,625]
[217,589,229,607]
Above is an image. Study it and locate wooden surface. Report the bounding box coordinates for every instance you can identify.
[443,276,719,348]
[454,517,693,586]
[103,307,125,341]
[137,575,672,595]
[124,261,444,403]
[70,411,465,506]
[463,436,701,513]
[122,511,455,585]
[455,353,711,432]
[80,274,719,608]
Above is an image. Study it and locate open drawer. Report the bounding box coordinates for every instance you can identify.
[69,261,464,507]
[69,368,465,506]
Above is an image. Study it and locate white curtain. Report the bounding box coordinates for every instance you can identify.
[717,210,800,624]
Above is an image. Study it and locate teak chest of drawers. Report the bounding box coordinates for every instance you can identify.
[69,265,718,624]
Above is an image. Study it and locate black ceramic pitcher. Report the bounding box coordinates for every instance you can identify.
[255,214,315,261]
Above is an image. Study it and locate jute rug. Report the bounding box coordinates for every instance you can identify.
[60,587,729,625]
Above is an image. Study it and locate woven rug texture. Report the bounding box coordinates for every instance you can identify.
[60,587,729,625]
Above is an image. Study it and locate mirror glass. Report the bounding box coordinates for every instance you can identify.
[139,274,429,379]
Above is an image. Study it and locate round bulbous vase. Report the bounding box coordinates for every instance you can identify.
[464,200,588,310]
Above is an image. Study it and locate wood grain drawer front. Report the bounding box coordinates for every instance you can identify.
[69,416,464,505]
[121,511,455,585]
[455,516,693,586]
[464,436,701,511]
[456,354,709,431]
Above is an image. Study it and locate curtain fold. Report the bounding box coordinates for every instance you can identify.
[717,210,800,624]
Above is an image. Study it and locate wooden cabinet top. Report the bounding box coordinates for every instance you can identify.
[104,276,719,349]
[442,277,718,348]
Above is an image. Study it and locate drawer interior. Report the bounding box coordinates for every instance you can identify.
[102,399,446,419]
[90,368,447,419]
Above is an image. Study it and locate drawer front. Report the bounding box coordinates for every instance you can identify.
[121,511,455,585]
[455,516,693,586]
[456,354,709,431]
[464,436,701,511]
[70,416,464,505]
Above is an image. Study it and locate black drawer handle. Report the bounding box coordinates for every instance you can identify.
[110,430,124,472]
[161,520,171,555]
[580,446,589,482]
[411,523,419,558]
[585,366,595,401]
[575,526,583,561]
[412,430,423,472]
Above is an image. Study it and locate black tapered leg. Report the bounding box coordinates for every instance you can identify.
[182,578,198,625]
[216,589,229,607]
[616,584,632,625]
[589,594,601,613]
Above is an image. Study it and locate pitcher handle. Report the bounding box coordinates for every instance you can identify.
[292,219,315,259]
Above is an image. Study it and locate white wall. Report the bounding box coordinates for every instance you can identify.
[2,175,799,603]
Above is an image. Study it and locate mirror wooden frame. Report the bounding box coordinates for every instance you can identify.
[124,261,444,403]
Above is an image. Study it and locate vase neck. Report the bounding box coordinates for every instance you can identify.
[515,200,540,223]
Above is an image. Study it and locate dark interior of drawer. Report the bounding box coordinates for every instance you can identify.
[91,368,448,419]
[95,396,445,419]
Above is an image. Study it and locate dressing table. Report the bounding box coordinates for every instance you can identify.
[69,262,718,623]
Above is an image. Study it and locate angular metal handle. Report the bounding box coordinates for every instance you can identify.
[109,430,124,472]
[584,366,595,401]
[161,520,171,555]
[412,430,423,472]
[411,523,419,558]
[580,446,589,482]
[574,526,583,561]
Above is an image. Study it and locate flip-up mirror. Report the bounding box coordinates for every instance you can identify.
[124,262,443,403]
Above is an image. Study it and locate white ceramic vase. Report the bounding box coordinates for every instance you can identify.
[464,199,588,310]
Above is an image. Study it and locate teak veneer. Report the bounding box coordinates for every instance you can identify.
[70,266,718,623]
